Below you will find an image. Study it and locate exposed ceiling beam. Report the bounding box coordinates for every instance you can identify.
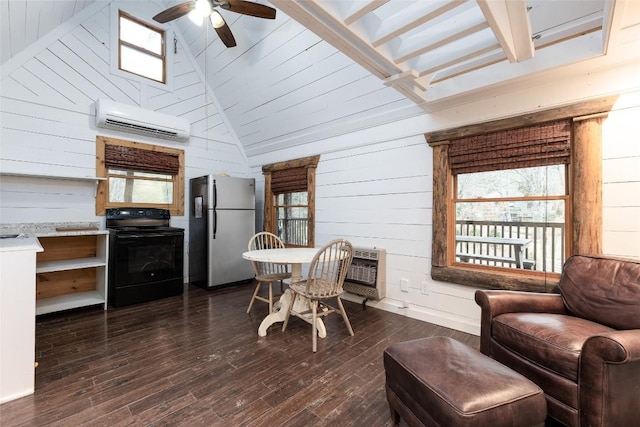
[432,51,506,83]
[394,22,488,64]
[601,0,626,55]
[418,43,500,78]
[477,0,534,63]
[387,81,430,107]
[344,0,389,26]
[272,0,398,79]
[371,0,465,47]
[383,69,427,91]
[533,15,602,50]
[271,0,430,110]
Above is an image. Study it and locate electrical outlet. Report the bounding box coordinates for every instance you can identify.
[400,278,409,292]
[421,280,429,295]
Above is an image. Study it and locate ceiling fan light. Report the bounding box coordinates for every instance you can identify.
[188,10,204,26]
[210,10,225,28]
[195,0,212,16]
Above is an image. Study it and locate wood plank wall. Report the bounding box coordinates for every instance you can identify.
[171,8,424,158]
[1,1,638,335]
[0,2,250,229]
[250,93,640,335]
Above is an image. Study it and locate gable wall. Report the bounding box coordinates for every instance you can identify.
[0,1,249,235]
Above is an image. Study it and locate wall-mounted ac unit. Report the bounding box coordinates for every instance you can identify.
[95,98,190,141]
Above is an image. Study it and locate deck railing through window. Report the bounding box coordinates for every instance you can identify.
[455,220,565,273]
[277,218,308,247]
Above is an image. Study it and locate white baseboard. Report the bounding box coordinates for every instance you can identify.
[342,292,480,336]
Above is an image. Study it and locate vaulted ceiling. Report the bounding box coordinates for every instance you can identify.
[2,0,639,155]
[273,0,631,111]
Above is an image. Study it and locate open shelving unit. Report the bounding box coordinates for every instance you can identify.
[35,234,109,315]
[0,172,105,181]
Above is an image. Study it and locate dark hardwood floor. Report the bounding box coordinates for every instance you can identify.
[1,283,479,427]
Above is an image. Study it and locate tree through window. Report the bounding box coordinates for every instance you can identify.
[96,136,184,215]
[426,98,611,292]
[450,120,571,274]
[262,156,319,248]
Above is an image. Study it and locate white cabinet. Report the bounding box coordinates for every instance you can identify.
[0,234,42,403]
[35,233,109,315]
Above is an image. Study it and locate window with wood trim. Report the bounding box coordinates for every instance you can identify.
[427,99,611,292]
[118,11,166,83]
[452,120,571,275]
[96,136,184,215]
[262,156,320,247]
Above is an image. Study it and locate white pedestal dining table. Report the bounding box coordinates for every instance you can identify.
[242,247,327,338]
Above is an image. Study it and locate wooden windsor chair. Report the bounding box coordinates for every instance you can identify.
[282,239,355,352]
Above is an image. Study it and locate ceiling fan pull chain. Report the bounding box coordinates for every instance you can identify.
[174,37,178,54]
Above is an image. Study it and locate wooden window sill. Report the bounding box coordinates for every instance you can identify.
[431,265,560,293]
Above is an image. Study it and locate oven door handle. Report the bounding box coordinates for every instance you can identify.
[116,232,183,239]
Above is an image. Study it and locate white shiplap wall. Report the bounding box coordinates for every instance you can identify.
[602,95,640,257]
[250,62,640,335]
[0,1,249,234]
[174,7,426,158]
[1,0,638,337]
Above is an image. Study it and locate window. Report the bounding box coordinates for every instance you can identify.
[450,120,571,275]
[262,156,320,247]
[118,11,165,83]
[455,165,568,273]
[426,99,611,292]
[96,136,184,215]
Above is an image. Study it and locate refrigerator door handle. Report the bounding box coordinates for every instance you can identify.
[212,179,218,239]
[212,180,217,209]
[213,209,217,239]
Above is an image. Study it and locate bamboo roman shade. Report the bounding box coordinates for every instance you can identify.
[270,166,308,194]
[104,143,180,175]
[448,119,571,175]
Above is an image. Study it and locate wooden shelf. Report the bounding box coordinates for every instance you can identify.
[36,235,109,314]
[0,172,106,181]
[36,257,106,273]
[35,291,106,315]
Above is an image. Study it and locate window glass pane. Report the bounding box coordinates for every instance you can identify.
[120,16,162,54]
[455,200,565,273]
[276,206,308,246]
[109,177,173,204]
[276,192,307,205]
[457,165,566,199]
[111,170,171,179]
[120,45,163,82]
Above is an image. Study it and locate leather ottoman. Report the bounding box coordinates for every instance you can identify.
[383,336,546,427]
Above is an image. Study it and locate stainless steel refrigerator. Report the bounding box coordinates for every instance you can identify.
[189,175,256,289]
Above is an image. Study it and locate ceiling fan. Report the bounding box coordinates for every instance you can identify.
[153,0,276,48]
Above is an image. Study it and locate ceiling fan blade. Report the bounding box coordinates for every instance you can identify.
[153,1,197,23]
[220,0,276,19]
[213,17,237,48]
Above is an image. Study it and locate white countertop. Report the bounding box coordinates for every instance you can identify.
[0,233,43,253]
[0,222,108,238]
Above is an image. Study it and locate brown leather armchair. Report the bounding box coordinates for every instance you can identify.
[475,254,640,427]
